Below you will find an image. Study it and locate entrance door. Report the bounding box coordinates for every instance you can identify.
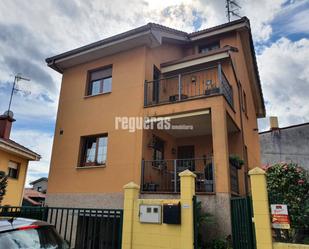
[177,145,195,171]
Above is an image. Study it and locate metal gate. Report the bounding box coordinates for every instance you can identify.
[231,196,256,249]
[0,206,123,249]
[193,195,198,249]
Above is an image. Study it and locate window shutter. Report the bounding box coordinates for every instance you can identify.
[90,67,112,81]
[8,161,18,169]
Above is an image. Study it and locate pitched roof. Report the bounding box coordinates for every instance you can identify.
[24,188,46,198]
[189,17,249,37]
[23,188,46,206]
[46,17,265,117]
[0,138,41,161]
[45,18,248,66]
[30,177,48,185]
[46,22,188,67]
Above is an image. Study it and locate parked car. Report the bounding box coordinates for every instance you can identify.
[0,217,69,248]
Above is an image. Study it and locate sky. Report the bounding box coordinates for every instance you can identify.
[0,0,308,185]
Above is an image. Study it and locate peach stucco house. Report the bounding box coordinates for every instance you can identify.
[45,17,265,236]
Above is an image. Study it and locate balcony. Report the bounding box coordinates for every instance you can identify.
[144,64,233,108]
[141,157,214,193]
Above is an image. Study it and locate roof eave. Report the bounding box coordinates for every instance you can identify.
[47,30,159,73]
[189,17,249,40]
[247,27,266,118]
[46,24,189,74]
[0,141,41,161]
[30,177,48,185]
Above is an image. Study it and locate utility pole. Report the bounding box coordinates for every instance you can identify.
[7,74,30,114]
[226,0,241,22]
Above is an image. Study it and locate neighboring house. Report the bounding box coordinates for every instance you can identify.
[0,112,41,206]
[30,177,48,193]
[22,188,46,206]
[45,17,265,236]
[260,117,309,171]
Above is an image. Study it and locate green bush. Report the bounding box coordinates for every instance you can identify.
[195,200,215,248]
[211,238,230,249]
[265,163,309,243]
[0,171,8,205]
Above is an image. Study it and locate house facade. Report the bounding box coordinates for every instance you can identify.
[30,177,48,193]
[0,113,40,206]
[260,117,309,170]
[46,17,265,236]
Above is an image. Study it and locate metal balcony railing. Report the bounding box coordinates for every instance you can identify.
[144,63,233,108]
[141,157,214,193]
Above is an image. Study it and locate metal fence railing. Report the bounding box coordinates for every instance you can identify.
[144,64,234,108]
[0,206,123,249]
[231,196,256,249]
[141,157,214,193]
[221,71,234,107]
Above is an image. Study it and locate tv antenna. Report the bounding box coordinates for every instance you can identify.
[226,0,241,22]
[7,74,31,113]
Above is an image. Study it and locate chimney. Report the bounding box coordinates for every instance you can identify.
[269,116,279,130]
[0,111,15,139]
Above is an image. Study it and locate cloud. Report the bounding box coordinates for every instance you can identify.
[53,0,80,18]
[0,24,46,61]
[158,4,206,32]
[272,0,309,37]
[240,0,286,42]
[4,56,56,94]
[0,84,58,120]
[257,37,309,128]
[10,129,53,186]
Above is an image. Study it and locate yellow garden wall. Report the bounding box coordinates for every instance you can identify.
[273,243,309,249]
[122,170,195,249]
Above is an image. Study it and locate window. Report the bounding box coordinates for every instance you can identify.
[80,134,108,167]
[37,186,42,192]
[152,66,160,103]
[243,91,248,116]
[87,66,112,96]
[8,161,19,179]
[199,42,220,53]
[152,136,164,161]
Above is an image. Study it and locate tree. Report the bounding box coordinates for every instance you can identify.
[0,171,8,204]
[265,163,309,243]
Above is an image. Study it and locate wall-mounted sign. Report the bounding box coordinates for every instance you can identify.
[271,204,290,229]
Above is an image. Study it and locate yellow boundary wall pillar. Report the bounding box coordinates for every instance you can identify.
[249,167,273,249]
[179,170,196,249]
[121,170,196,249]
[122,182,139,249]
